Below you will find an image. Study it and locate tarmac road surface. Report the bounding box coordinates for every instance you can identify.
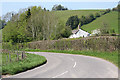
[8,52,118,78]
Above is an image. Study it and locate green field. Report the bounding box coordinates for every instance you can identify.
[2,53,47,75]
[81,11,118,33]
[54,10,104,25]
[54,10,118,34]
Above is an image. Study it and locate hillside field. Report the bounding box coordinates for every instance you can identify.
[54,10,104,25]
[81,11,118,33]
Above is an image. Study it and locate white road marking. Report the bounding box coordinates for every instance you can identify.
[73,62,76,68]
[52,71,68,78]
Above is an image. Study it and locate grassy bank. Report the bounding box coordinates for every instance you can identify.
[54,10,103,26]
[2,53,47,75]
[81,11,118,33]
[26,49,118,67]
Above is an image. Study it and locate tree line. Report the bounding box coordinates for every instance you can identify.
[66,9,111,30]
[52,4,68,11]
[112,4,120,11]
[2,6,71,43]
[0,17,6,29]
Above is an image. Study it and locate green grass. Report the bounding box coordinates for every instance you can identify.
[0,52,1,75]
[25,49,118,67]
[2,53,47,75]
[54,10,118,34]
[54,10,104,25]
[0,30,2,49]
[81,11,118,33]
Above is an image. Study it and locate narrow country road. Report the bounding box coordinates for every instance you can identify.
[8,52,118,78]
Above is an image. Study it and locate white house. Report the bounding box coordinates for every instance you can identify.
[69,25,90,38]
[91,29,101,36]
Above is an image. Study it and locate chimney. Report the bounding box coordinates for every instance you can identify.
[78,25,80,30]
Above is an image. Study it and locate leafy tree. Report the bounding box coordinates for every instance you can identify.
[106,9,111,13]
[79,13,100,27]
[66,15,79,29]
[3,12,13,22]
[85,14,95,24]
[2,6,71,43]
[89,14,95,21]
[101,9,111,15]
[112,8,117,11]
[0,19,6,29]
[80,15,87,26]
[60,26,72,38]
[2,21,18,42]
[44,8,46,11]
[95,13,100,18]
[117,4,120,12]
[112,4,120,11]
[26,8,31,19]
[52,4,68,11]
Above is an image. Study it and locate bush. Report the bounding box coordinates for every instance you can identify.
[87,14,95,22]
[28,36,118,52]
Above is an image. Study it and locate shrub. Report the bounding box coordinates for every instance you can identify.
[28,36,118,52]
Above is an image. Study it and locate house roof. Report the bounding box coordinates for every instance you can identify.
[72,30,79,34]
[70,29,91,38]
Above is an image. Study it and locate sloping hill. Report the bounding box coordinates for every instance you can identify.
[54,10,103,25]
[81,11,118,33]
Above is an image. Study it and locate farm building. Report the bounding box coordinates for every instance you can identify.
[69,25,90,38]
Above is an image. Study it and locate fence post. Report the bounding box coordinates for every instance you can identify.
[9,51,11,62]
[17,50,19,61]
[21,51,24,59]
[6,53,8,63]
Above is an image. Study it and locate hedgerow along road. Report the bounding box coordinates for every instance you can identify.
[8,52,118,78]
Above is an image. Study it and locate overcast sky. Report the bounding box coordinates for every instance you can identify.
[0,0,119,16]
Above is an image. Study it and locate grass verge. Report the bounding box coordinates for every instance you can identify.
[26,49,118,67]
[2,53,47,75]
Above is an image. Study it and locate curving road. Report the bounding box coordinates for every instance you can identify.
[9,52,118,78]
